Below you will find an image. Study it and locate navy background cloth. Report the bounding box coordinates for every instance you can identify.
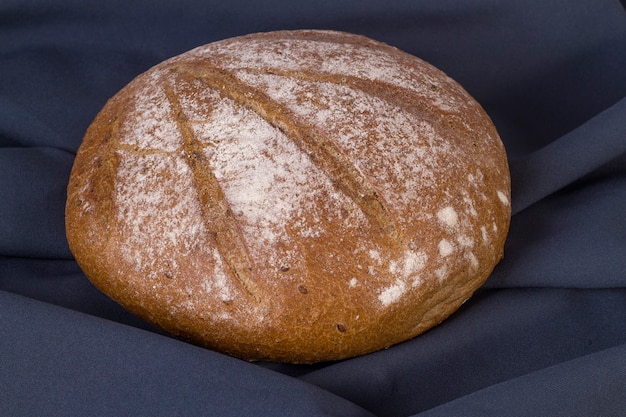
[1,0,625,415]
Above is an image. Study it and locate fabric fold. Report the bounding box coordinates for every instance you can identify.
[414,343,626,417]
[0,147,74,259]
[509,97,626,215]
[0,290,375,417]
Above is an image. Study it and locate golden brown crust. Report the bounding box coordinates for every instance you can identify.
[66,30,511,363]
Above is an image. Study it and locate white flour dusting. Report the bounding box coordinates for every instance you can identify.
[106,31,508,314]
[437,206,458,228]
[378,278,407,306]
[233,70,456,215]
[118,75,181,152]
[185,35,470,116]
[115,151,207,279]
[188,91,360,246]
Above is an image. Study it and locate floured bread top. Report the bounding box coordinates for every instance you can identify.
[66,30,511,363]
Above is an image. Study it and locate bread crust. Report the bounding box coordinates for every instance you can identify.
[66,30,511,363]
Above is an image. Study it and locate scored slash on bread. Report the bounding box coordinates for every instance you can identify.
[163,80,262,303]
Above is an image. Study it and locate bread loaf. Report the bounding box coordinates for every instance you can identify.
[66,30,511,363]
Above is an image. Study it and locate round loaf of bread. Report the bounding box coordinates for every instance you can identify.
[66,30,511,363]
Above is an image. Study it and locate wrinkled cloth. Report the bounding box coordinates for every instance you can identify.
[1,1,625,416]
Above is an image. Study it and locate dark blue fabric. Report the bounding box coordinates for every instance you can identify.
[2,1,625,415]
